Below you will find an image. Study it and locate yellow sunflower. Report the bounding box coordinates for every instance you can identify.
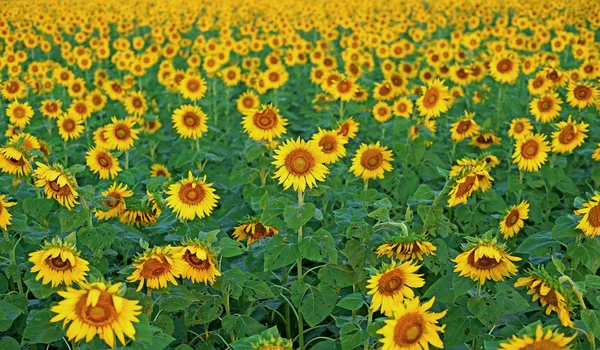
[512,133,550,172]
[85,147,121,180]
[165,171,219,220]
[376,234,436,261]
[272,138,329,192]
[172,105,209,139]
[392,98,414,118]
[551,116,589,154]
[336,116,360,140]
[123,91,148,117]
[489,54,520,83]
[50,281,142,348]
[566,82,598,109]
[57,112,85,142]
[6,101,34,128]
[34,163,79,210]
[450,111,480,142]
[0,194,16,230]
[469,131,501,149]
[372,101,393,123]
[453,238,521,285]
[40,99,64,119]
[179,74,208,101]
[416,79,451,118]
[237,90,260,114]
[232,216,279,245]
[527,74,551,96]
[514,267,574,328]
[127,245,186,291]
[367,261,425,316]
[574,194,600,238]
[329,77,358,102]
[175,239,221,284]
[310,128,347,164]
[349,142,394,180]
[499,200,530,239]
[94,182,133,221]
[242,104,288,142]
[530,93,562,123]
[377,297,446,350]
[150,163,171,178]
[28,237,89,287]
[68,100,92,120]
[447,164,492,207]
[0,143,33,176]
[500,324,576,349]
[104,117,140,151]
[93,126,111,149]
[251,333,293,350]
[593,144,600,161]
[508,118,533,139]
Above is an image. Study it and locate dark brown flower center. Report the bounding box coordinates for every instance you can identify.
[114,125,130,140]
[467,250,501,270]
[76,292,117,326]
[104,193,121,208]
[513,122,524,133]
[48,179,72,197]
[183,250,211,270]
[455,175,476,197]
[378,269,405,295]
[522,341,563,350]
[242,97,255,108]
[505,209,520,226]
[178,183,206,205]
[497,59,512,73]
[318,136,336,153]
[140,257,171,278]
[253,109,277,129]
[574,86,591,100]
[97,152,112,168]
[360,149,383,170]
[46,103,58,113]
[537,98,552,112]
[62,119,76,132]
[588,205,600,228]
[285,149,314,175]
[13,106,25,119]
[457,120,472,133]
[393,313,424,346]
[558,125,576,144]
[46,256,72,271]
[423,88,439,108]
[521,139,539,159]
[183,112,200,128]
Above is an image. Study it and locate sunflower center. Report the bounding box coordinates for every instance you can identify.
[92,96,102,105]
[178,183,206,205]
[521,140,539,159]
[62,118,76,132]
[48,179,72,197]
[379,84,391,96]
[547,71,559,82]
[391,75,403,87]
[132,98,142,108]
[242,97,255,108]
[75,104,86,114]
[156,169,167,176]
[104,193,121,208]
[457,120,472,133]
[497,59,512,73]
[574,86,591,100]
[7,154,24,166]
[186,79,200,92]
[455,175,476,197]
[540,288,559,307]
[456,68,468,79]
[378,269,405,295]
[467,251,501,270]
[513,122,524,133]
[522,340,563,350]
[13,106,25,119]
[183,250,211,270]
[337,81,351,93]
[360,149,383,170]
[140,257,171,278]
[397,103,407,113]
[393,313,425,346]
[227,71,236,79]
[538,99,552,112]
[423,88,439,108]
[588,205,600,228]
[532,77,544,88]
[505,209,520,226]
[558,125,576,144]
[6,82,19,93]
[318,136,336,153]
[97,153,112,168]
[76,293,117,327]
[254,109,277,129]
[378,107,388,116]
[114,125,130,140]
[183,112,200,127]
[338,123,349,137]
[285,149,314,175]
[46,103,58,113]
[46,256,72,271]
[268,72,280,82]
[72,84,81,93]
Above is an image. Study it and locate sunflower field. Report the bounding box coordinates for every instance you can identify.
[1,0,600,349]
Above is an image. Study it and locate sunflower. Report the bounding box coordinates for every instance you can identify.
[508,118,533,139]
[513,133,550,172]
[469,131,501,149]
[166,171,219,220]
[34,162,79,210]
[94,182,133,221]
[28,237,89,287]
[530,93,562,123]
[527,74,551,96]
[500,324,576,349]
[329,77,358,101]
[104,117,140,151]
[574,194,600,238]
[367,261,425,316]
[489,54,520,83]
[242,104,287,142]
[40,99,63,119]
[0,194,16,230]
[175,239,221,284]
[6,101,34,128]
[251,334,293,350]
[123,91,148,117]
[57,113,85,142]
[68,100,92,120]
[220,65,241,86]
[449,158,479,178]
[593,144,600,162]
[336,116,360,140]
[566,82,598,109]
[172,105,209,139]
[392,98,414,118]
[50,281,142,348]
[310,128,348,164]
[350,142,394,180]
[447,164,492,207]
[86,147,121,180]
[453,238,521,285]
[237,90,260,114]
[120,207,160,227]
[450,111,480,142]
[1,79,27,100]
[416,79,451,118]
[232,216,278,245]
[0,143,33,176]
[179,74,207,101]
[500,200,530,239]
[376,234,436,261]
[376,297,446,350]
[514,267,574,327]
[150,163,171,178]
[127,245,185,291]
[479,153,500,168]
[372,102,393,123]
[550,116,589,154]
[272,138,329,192]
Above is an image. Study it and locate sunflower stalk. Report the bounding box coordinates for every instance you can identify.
[297,189,305,350]
[4,229,24,294]
[125,150,129,170]
[364,307,373,350]
[80,196,93,230]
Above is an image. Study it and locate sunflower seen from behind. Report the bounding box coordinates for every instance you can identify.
[28,237,89,287]
[175,239,221,284]
[551,116,588,154]
[512,133,550,172]
[499,200,530,239]
[50,281,142,348]
[349,142,394,181]
[165,171,219,221]
[453,237,521,285]
[272,137,329,192]
[499,324,575,350]
[367,260,425,316]
[242,104,287,142]
[127,245,186,291]
[0,142,33,176]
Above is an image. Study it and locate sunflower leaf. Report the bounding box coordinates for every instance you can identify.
[284,203,316,231]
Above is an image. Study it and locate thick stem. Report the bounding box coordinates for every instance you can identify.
[364,307,373,350]
[282,268,292,340]
[125,150,129,170]
[339,99,344,120]
[80,197,93,230]
[4,230,23,294]
[297,190,305,350]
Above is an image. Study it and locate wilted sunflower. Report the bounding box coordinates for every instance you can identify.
[416,79,451,118]
[166,171,219,220]
[336,116,360,140]
[350,142,394,180]
[574,194,600,237]
[500,324,576,349]
[0,194,16,230]
[566,82,598,109]
[94,182,133,221]
[500,200,530,239]
[6,101,34,127]
[367,260,425,316]
[551,116,589,154]
[311,128,348,164]
[179,74,208,101]
[28,237,89,287]
[85,147,121,180]
[175,239,221,284]
[392,97,414,118]
[453,237,521,285]
[150,163,171,178]
[512,133,550,172]
[0,143,33,176]
[489,54,520,83]
[530,93,562,123]
[50,281,142,348]
[377,297,446,350]
[233,216,278,245]
[104,117,140,151]
[242,104,288,142]
[120,206,160,227]
[272,138,329,192]
[251,333,293,350]
[34,163,79,210]
[514,267,574,328]
[450,111,480,142]
[508,118,533,139]
[237,90,260,113]
[376,234,436,261]
[172,105,209,139]
[127,245,186,291]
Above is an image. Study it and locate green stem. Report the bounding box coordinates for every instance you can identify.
[297,190,305,350]
[223,290,235,342]
[282,268,292,340]
[364,308,373,350]
[4,230,23,294]
[212,78,218,128]
[516,171,524,203]
[339,99,344,120]
[125,150,129,170]
[476,283,482,297]
[80,197,93,229]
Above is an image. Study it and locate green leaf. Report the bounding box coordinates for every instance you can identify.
[78,224,116,253]
[24,277,58,299]
[261,197,293,227]
[59,210,87,233]
[453,274,475,300]
[318,264,358,288]
[134,314,153,345]
[22,198,53,219]
[159,286,196,312]
[551,216,579,238]
[581,309,600,338]
[516,232,556,256]
[586,275,600,289]
[300,283,337,327]
[443,307,484,348]
[9,212,27,232]
[215,237,245,258]
[284,203,316,231]
[0,300,23,332]
[244,142,267,162]
[230,161,258,187]
[0,337,19,350]
[298,228,337,263]
[263,235,299,272]
[22,309,63,345]
[367,207,389,222]
[337,293,365,311]
[340,322,368,350]
[243,280,275,301]
[551,256,565,274]
[408,184,435,205]
[222,314,266,339]
[185,295,223,326]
